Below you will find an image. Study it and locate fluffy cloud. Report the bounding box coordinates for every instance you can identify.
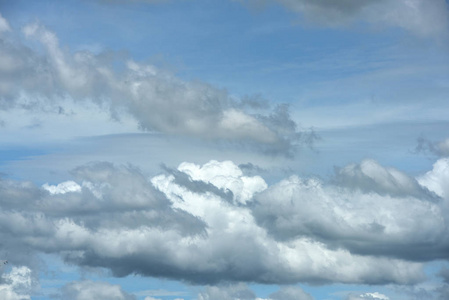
[59,280,135,300]
[0,266,34,300]
[346,292,389,300]
[152,160,425,285]
[176,160,267,205]
[253,161,448,261]
[333,159,436,199]
[2,158,449,286]
[0,17,311,156]
[239,0,449,39]
[418,158,449,199]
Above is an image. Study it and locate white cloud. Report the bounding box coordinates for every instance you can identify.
[151,160,424,284]
[0,266,33,300]
[335,159,434,198]
[1,159,448,286]
[0,17,308,156]
[437,139,449,156]
[0,13,10,34]
[418,158,449,199]
[177,160,267,204]
[253,168,446,260]
[346,291,389,300]
[42,181,81,195]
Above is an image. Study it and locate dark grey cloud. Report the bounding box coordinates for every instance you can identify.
[438,267,449,284]
[437,284,449,300]
[414,137,449,157]
[238,162,266,176]
[255,104,319,157]
[160,164,235,203]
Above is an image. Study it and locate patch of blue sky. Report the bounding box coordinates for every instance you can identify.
[0,147,51,181]
[1,0,422,105]
[0,147,46,166]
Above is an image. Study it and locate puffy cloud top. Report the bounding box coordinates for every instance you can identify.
[1,158,449,286]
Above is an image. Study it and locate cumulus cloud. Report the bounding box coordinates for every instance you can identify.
[42,181,82,195]
[0,266,34,300]
[346,292,389,300]
[238,0,449,39]
[253,164,448,260]
[59,280,135,300]
[0,161,430,284]
[0,17,312,156]
[418,158,449,199]
[0,162,206,271]
[3,158,449,286]
[175,160,268,205]
[333,159,437,199]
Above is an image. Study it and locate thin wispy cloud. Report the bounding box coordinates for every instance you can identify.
[239,0,449,39]
[0,16,313,157]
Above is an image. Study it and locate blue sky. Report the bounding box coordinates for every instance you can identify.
[0,0,449,299]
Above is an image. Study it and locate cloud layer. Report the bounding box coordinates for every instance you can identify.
[1,157,448,287]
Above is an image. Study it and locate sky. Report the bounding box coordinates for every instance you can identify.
[0,0,449,299]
